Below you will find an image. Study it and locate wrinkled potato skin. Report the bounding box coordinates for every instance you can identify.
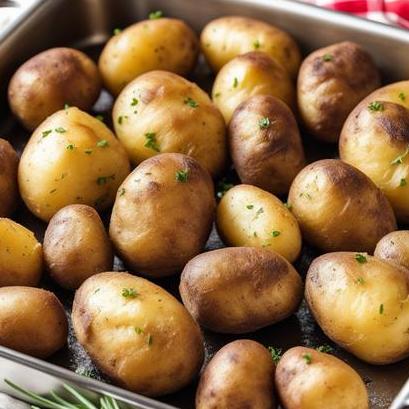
[216,184,302,263]
[229,95,305,194]
[298,42,380,143]
[288,159,396,253]
[72,272,204,396]
[212,51,295,123]
[180,247,302,333]
[44,205,113,290]
[110,153,215,277]
[18,107,130,222]
[8,48,101,130]
[99,18,199,95]
[276,346,368,409]
[375,231,409,271]
[113,71,226,177]
[0,286,67,358]
[0,139,18,217]
[306,252,409,364]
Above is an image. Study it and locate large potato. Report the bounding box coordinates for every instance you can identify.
[112,71,226,177]
[306,252,409,364]
[99,18,198,95]
[276,346,368,409]
[18,107,130,222]
[0,139,18,217]
[180,247,302,333]
[72,272,204,396]
[196,340,276,409]
[0,286,67,358]
[216,184,302,263]
[8,48,101,131]
[229,95,305,194]
[110,153,215,277]
[374,231,409,271]
[288,159,396,253]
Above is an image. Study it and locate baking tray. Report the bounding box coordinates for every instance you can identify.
[0,0,409,408]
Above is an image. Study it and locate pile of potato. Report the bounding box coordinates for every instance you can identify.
[1,9,409,409]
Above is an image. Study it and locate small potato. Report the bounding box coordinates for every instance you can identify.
[298,41,380,143]
[288,159,396,253]
[72,272,204,396]
[276,346,368,409]
[44,204,113,290]
[180,247,302,333]
[374,231,409,271]
[8,48,101,131]
[306,252,409,364]
[18,107,130,222]
[0,286,67,358]
[229,95,305,194]
[196,340,276,409]
[113,71,226,177]
[99,18,199,95]
[0,218,42,287]
[216,184,302,263]
[212,51,295,123]
[0,139,18,217]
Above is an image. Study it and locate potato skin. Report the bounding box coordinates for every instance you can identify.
[112,71,227,177]
[180,247,302,333]
[374,231,409,271]
[0,139,18,217]
[276,346,368,409]
[0,286,67,358]
[99,18,199,95]
[196,340,276,409]
[72,271,204,396]
[229,95,305,194]
[8,47,101,130]
[288,159,396,253]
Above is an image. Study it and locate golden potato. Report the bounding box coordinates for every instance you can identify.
[0,139,18,217]
[112,71,227,177]
[212,51,295,123]
[374,231,409,271]
[99,18,199,95]
[306,252,409,364]
[110,153,215,277]
[0,218,42,287]
[72,271,204,396]
[288,159,396,253]
[276,346,368,409]
[180,247,302,333]
[18,107,130,222]
[196,340,276,409]
[229,95,305,194]
[8,47,101,131]
[0,286,67,358]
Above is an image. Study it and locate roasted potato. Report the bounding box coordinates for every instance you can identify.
[288,159,396,253]
[112,70,226,177]
[0,139,18,217]
[180,247,302,333]
[8,48,101,131]
[72,271,204,396]
[374,231,409,271]
[229,95,305,194]
[276,346,369,409]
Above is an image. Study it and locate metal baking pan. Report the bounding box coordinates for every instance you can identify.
[0,0,409,408]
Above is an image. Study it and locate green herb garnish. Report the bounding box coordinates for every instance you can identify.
[149,10,163,19]
[184,97,199,108]
[268,346,282,364]
[303,353,312,364]
[233,77,239,88]
[322,53,333,62]
[42,129,52,138]
[379,304,384,314]
[95,114,104,122]
[122,288,138,298]
[97,174,115,185]
[119,187,126,196]
[147,334,153,345]
[368,101,384,112]
[400,178,407,187]
[246,204,254,209]
[356,276,365,285]
[84,149,93,155]
[175,169,189,183]
[355,253,367,264]
[259,117,270,129]
[144,132,160,152]
[271,230,281,237]
[316,345,333,353]
[253,39,261,49]
[55,127,66,133]
[391,147,409,165]
[97,139,109,148]
[135,327,144,334]
[216,178,234,198]
[66,144,75,150]
[113,27,122,35]
[131,98,138,106]
[399,92,406,101]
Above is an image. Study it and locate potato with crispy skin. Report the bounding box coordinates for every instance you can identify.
[0,139,18,217]
[375,231,409,271]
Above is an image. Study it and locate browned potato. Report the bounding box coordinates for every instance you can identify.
[0,139,18,217]
[374,231,409,271]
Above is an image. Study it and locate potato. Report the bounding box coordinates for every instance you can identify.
[288,159,396,253]
[0,139,18,217]
[306,252,409,364]
[374,231,409,271]
[8,47,101,131]
[180,247,302,333]
[201,16,301,78]
[99,18,199,96]
[72,271,204,396]
[298,41,380,143]
[110,153,215,277]
[18,107,130,222]
[212,51,295,123]
[196,340,276,409]
[0,286,67,358]
[43,204,113,290]
[112,70,226,177]
[229,95,305,194]
[0,218,42,287]
[276,346,368,409]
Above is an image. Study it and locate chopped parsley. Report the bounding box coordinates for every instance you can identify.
[131,98,138,106]
[322,53,333,62]
[399,92,406,101]
[66,144,75,150]
[184,97,199,108]
[122,288,138,298]
[97,139,109,148]
[175,169,189,183]
[95,114,104,122]
[303,353,312,364]
[268,346,282,364]
[97,174,115,185]
[355,253,367,264]
[119,188,126,196]
[216,178,234,198]
[42,130,52,138]
[144,132,160,152]
[253,39,261,49]
[284,202,292,210]
[147,334,153,345]
[214,92,221,98]
[64,103,70,110]
[271,230,281,237]
[134,327,144,334]
[259,117,270,129]
[117,115,128,125]
[246,204,254,209]
[400,178,407,187]
[391,147,409,165]
[55,127,66,133]
[379,304,384,314]
[233,77,239,88]
[49,188,57,194]
[316,345,333,353]
[356,276,365,285]
[149,10,163,19]
[255,207,264,217]
[368,101,384,112]
[113,28,122,35]
[84,149,93,155]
